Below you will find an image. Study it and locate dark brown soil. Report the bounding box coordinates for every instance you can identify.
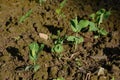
[0,0,120,80]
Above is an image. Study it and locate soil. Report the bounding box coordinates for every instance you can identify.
[0,0,120,80]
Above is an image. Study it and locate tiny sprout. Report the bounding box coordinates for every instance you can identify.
[56,0,67,16]
[51,30,66,53]
[19,9,32,23]
[25,42,44,72]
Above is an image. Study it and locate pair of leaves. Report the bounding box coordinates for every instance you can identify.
[70,17,97,32]
[29,42,44,62]
[70,17,89,32]
[67,36,84,44]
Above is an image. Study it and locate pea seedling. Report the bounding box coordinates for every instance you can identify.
[69,17,87,49]
[19,9,32,23]
[25,42,44,72]
[51,31,66,53]
[89,9,111,38]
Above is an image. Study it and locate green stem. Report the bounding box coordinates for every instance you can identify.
[74,33,78,50]
[75,42,77,50]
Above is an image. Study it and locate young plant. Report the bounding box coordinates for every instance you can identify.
[53,77,65,80]
[67,36,84,50]
[89,8,111,38]
[25,42,44,72]
[19,9,32,23]
[69,17,86,49]
[51,31,66,53]
[56,0,67,17]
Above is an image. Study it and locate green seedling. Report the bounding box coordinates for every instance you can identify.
[25,42,44,72]
[53,77,65,80]
[51,31,66,53]
[89,9,111,37]
[70,17,87,49]
[67,36,84,50]
[90,8,111,26]
[19,9,32,23]
[56,0,67,16]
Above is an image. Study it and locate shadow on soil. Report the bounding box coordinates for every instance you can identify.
[44,25,63,35]
[6,46,24,61]
[103,46,120,66]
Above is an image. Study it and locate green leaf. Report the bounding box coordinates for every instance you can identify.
[29,42,44,62]
[56,8,61,14]
[52,44,63,53]
[19,9,32,23]
[89,21,98,31]
[29,42,39,58]
[70,17,79,32]
[77,37,84,44]
[90,13,95,20]
[53,77,65,80]
[60,0,67,8]
[29,54,37,61]
[39,44,44,53]
[33,64,40,72]
[78,20,89,30]
[67,36,84,44]
[104,11,111,19]
[98,28,108,36]
[67,36,76,42]
[96,9,105,15]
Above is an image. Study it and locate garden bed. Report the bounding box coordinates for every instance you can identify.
[0,0,120,80]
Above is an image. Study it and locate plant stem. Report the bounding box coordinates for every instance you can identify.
[75,33,78,50]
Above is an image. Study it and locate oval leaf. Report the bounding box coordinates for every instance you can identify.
[78,20,89,30]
